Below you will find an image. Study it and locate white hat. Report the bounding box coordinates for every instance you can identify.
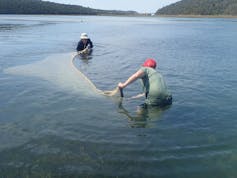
[80,33,89,39]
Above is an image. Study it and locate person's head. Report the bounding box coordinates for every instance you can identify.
[80,33,89,44]
[142,58,157,69]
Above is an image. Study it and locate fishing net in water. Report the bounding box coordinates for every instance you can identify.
[71,52,123,97]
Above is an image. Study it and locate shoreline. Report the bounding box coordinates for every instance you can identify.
[156,14,237,19]
[1,13,237,19]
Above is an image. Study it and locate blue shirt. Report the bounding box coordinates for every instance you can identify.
[76,39,93,51]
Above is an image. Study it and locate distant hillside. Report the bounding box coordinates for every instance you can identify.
[156,0,237,16]
[0,0,138,15]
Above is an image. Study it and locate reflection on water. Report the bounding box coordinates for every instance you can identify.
[118,98,171,128]
[0,24,25,31]
[75,52,93,63]
[0,21,55,32]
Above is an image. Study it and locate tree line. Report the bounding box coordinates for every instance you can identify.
[156,0,237,15]
[0,0,138,15]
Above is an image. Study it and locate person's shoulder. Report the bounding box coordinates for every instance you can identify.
[141,67,158,76]
[140,66,152,72]
[139,66,146,72]
[140,66,146,70]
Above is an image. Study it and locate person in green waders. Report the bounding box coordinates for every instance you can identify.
[118,58,172,107]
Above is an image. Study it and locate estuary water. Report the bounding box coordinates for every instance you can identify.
[0,15,237,177]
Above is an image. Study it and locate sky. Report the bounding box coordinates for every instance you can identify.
[45,0,180,13]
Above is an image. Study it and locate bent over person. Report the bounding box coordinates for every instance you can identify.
[76,33,93,53]
[118,58,172,107]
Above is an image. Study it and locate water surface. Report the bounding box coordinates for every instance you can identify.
[0,15,237,177]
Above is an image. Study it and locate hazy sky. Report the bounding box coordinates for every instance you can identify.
[45,0,180,13]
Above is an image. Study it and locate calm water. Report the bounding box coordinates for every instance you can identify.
[0,15,237,177]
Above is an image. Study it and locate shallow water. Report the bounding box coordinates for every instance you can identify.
[0,15,237,177]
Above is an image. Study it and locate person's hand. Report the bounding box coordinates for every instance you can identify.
[118,82,124,89]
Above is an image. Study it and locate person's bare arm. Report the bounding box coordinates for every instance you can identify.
[118,69,144,89]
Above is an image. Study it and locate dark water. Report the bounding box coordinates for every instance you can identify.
[1,15,237,177]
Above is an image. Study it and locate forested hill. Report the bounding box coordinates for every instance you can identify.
[0,0,138,15]
[156,0,237,16]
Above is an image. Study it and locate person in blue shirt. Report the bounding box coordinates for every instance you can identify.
[76,33,93,54]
